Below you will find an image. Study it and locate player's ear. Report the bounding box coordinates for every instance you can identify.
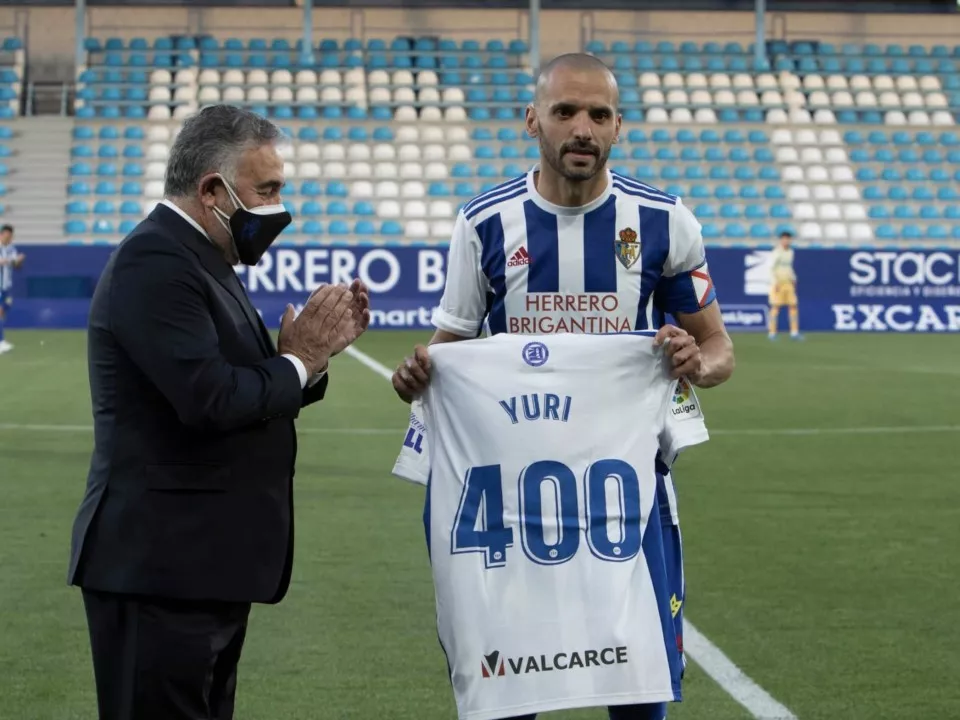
[524,105,539,139]
[614,112,622,144]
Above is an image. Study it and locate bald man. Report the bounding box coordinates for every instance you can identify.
[393,53,734,720]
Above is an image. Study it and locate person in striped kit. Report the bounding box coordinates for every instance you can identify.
[0,224,24,354]
[392,53,735,720]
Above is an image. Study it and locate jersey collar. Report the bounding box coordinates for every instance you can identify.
[525,164,614,216]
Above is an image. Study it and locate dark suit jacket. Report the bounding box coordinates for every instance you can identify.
[68,204,328,604]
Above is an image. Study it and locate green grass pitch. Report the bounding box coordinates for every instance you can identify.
[1,329,959,720]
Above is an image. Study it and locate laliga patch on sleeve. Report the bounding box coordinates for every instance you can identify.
[670,377,703,420]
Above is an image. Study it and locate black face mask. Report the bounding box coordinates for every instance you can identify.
[212,175,291,266]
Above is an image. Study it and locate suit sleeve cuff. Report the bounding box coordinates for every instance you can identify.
[282,354,309,389]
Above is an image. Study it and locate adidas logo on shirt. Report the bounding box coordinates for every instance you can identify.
[507,246,531,267]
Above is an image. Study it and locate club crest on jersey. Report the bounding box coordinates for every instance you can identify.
[522,341,549,367]
[615,227,640,269]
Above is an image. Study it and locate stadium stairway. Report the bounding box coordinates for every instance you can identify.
[6,117,71,243]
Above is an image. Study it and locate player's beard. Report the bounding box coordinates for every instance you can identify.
[539,135,611,182]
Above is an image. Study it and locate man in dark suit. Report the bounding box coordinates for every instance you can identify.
[68,105,371,720]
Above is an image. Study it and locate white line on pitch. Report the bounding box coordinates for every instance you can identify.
[341,345,799,720]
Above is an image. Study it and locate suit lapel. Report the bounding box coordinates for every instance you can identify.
[150,205,275,358]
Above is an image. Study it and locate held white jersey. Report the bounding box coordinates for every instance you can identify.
[433,166,717,339]
[416,333,709,720]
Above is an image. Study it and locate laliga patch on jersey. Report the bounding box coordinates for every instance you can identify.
[615,227,640,269]
[690,263,715,308]
[522,341,549,367]
[671,377,702,420]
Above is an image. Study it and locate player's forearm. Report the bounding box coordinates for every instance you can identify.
[694,333,735,388]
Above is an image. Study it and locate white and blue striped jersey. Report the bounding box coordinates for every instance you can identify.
[0,243,18,291]
[433,166,717,339]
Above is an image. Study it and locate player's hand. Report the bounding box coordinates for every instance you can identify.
[654,325,702,382]
[392,345,431,403]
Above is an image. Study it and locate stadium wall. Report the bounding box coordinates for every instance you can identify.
[7,246,960,333]
[3,7,960,76]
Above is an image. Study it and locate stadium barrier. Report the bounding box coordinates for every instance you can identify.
[7,246,960,333]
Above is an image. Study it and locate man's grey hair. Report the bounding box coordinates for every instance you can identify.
[164,105,282,198]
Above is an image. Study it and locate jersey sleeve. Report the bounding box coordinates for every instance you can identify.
[658,377,710,469]
[391,399,430,486]
[431,210,489,338]
[653,198,717,316]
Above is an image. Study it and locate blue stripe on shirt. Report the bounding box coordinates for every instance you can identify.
[583,194,618,293]
[635,206,671,330]
[477,212,508,334]
[523,200,559,293]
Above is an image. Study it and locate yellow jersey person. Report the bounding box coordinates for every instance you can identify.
[768,230,801,340]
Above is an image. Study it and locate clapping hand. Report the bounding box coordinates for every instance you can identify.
[278,280,371,375]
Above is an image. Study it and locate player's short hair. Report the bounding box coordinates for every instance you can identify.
[535,53,618,107]
[164,105,282,198]
[779,230,793,238]
[0,224,13,234]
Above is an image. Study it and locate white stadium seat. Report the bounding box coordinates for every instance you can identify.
[795,129,817,145]
[896,76,918,92]
[444,106,467,121]
[825,223,848,241]
[775,73,799,91]
[843,204,867,221]
[825,147,848,163]
[425,162,448,179]
[837,185,861,201]
[850,75,871,91]
[932,111,955,126]
[369,87,391,105]
[344,68,365,86]
[373,143,397,161]
[771,128,793,144]
[800,146,823,162]
[819,129,842,145]
[855,91,878,107]
[374,162,398,179]
[323,162,346,178]
[406,221,430,239]
[296,70,318,86]
[319,69,341,86]
[399,162,423,179]
[404,201,427,218]
[639,72,661,88]
[690,90,712,106]
[765,108,788,124]
[694,108,717,123]
[198,69,220,85]
[666,89,688,105]
[297,87,319,103]
[782,165,804,182]
[322,144,345,161]
[800,222,823,240]
[150,69,172,85]
[247,87,269,103]
[348,144,371,161]
[297,143,320,161]
[145,162,165,180]
[350,181,373,198]
[808,91,830,108]
[642,89,665,105]
[646,108,669,123]
[222,86,245,103]
[687,73,707,89]
[277,143,294,160]
[147,125,170,142]
[442,87,465,104]
[367,69,389,86]
[927,92,948,109]
[908,110,931,126]
[321,87,344,103]
[826,75,848,90]
[737,90,760,106]
[147,143,169,161]
[419,87,441,104]
[418,70,439,86]
[348,162,372,178]
[432,220,454,238]
[813,184,836,201]
[802,74,824,90]
[920,75,942,91]
[392,70,415,86]
[429,200,453,218]
[148,105,171,120]
[222,69,245,85]
[733,73,755,89]
[283,161,296,178]
[423,144,445,161]
[790,109,813,123]
[818,204,841,221]
[873,75,895,91]
[794,203,816,220]
[885,111,907,125]
[272,70,293,86]
[271,86,293,103]
[198,87,220,103]
[671,108,692,123]
[446,126,468,142]
[248,69,268,86]
[714,90,736,106]
[395,106,418,121]
[298,162,321,178]
[850,224,873,242]
[398,144,421,161]
[421,127,444,143]
[145,181,165,198]
[149,86,171,103]
[777,147,800,163]
[663,73,684,89]
[420,106,443,121]
[394,87,416,104]
[831,166,854,182]
[378,200,401,218]
[708,73,731,89]
[814,109,837,124]
[788,185,810,201]
[806,165,829,182]
[879,91,900,108]
[401,181,426,198]
[375,181,399,198]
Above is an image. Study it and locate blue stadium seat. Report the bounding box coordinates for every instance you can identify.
[694,205,716,218]
[893,205,915,219]
[98,163,118,177]
[93,219,115,234]
[70,162,93,176]
[764,186,786,200]
[882,168,902,182]
[300,181,322,197]
[770,204,791,219]
[478,164,498,178]
[72,145,94,158]
[68,181,91,195]
[299,201,322,217]
[500,146,520,160]
[381,220,403,236]
[354,201,376,216]
[902,224,923,240]
[123,126,144,140]
[73,126,94,140]
[869,206,890,219]
[685,166,705,180]
[301,220,323,235]
[888,186,908,201]
[120,201,141,215]
[939,187,960,201]
[680,148,701,161]
[719,204,741,219]
[64,220,87,235]
[913,187,934,201]
[709,166,730,180]
[326,182,348,197]
[631,147,651,161]
[875,224,898,240]
[875,148,895,162]
[700,129,720,144]
[66,200,89,215]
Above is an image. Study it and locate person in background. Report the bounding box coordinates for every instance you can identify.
[767,230,801,341]
[0,223,24,354]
